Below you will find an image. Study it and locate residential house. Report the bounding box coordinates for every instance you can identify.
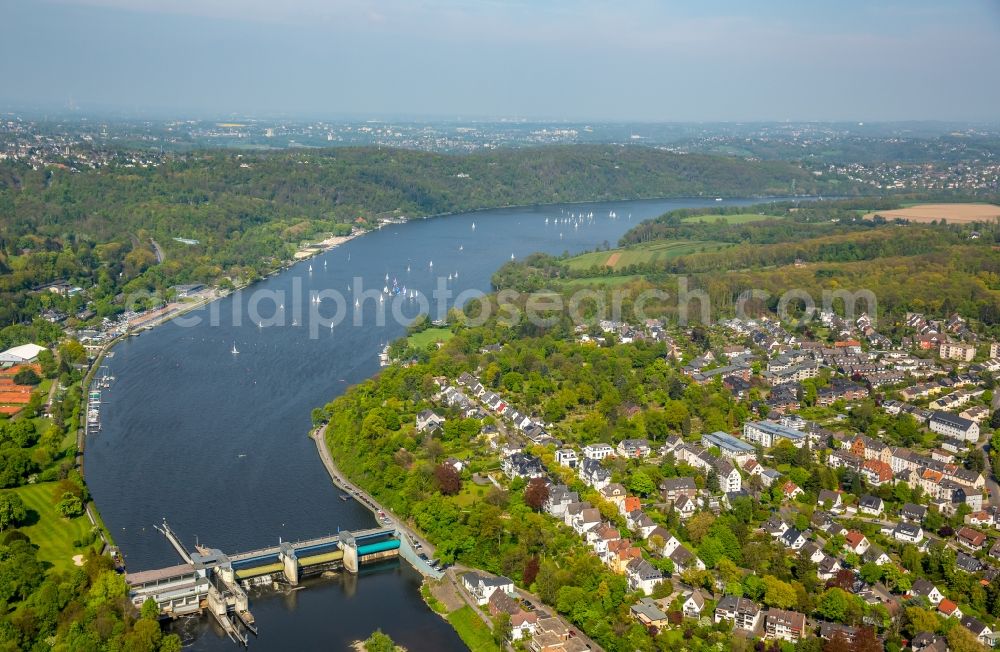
[961,616,997,647]
[668,543,705,573]
[845,530,870,555]
[764,609,807,642]
[818,489,843,511]
[625,558,663,595]
[415,409,446,432]
[863,546,892,566]
[631,598,668,630]
[901,503,928,523]
[861,460,894,486]
[893,522,924,544]
[582,443,615,460]
[510,612,538,641]
[598,483,627,507]
[461,572,515,606]
[503,452,545,480]
[578,458,611,490]
[782,481,804,501]
[938,599,963,620]
[715,596,762,632]
[858,495,884,516]
[617,438,652,458]
[682,589,707,619]
[930,411,980,442]
[911,579,945,606]
[956,551,983,574]
[555,449,578,468]
[940,341,976,362]
[743,420,807,448]
[701,431,757,463]
[674,495,697,520]
[957,526,987,551]
[660,477,698,503]
[780,528,808,550]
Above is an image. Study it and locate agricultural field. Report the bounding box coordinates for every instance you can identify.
[864,202,1000,223]
[565,240,728,271]
[681,212,781,224]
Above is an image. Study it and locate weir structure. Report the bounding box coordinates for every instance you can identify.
[127,521,399,646]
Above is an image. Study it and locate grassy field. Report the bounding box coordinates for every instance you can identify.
[408,327,454,349]
[681,212,780,224]
[12,482,92,572]
[446,605,501,652]
[565,240,727,272]
[560,274,647,288]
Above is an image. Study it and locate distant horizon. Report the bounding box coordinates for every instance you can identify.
[2,106,999,130]
[3,0,999,123]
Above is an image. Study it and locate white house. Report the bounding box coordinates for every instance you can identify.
[893,522,924,544]
[0,343,46,364]
[461,572,515,606]
[582,443,615,460]
[625,558,663,595]
[929,411,980,443]
[555,449,578,468]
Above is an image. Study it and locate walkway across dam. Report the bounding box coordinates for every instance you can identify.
[127,522,400,646]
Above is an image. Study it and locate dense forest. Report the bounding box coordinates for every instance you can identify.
[0,146,850,332]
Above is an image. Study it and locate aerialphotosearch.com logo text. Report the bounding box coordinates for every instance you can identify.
[125,276,877,337]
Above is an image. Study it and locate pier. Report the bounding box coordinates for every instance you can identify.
[127,521,400,646]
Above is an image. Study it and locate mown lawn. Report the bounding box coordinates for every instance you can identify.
[565,240,728,272]
[446,605,500,652]
[408,327,454,349]
[12,482,93,573]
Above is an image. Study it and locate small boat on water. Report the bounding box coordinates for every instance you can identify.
[308,264,313,272]
[339,494,351,501]
[231,343,239,355]
[510,253,515,260]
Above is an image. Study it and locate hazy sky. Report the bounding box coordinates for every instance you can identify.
[3,0,999,121]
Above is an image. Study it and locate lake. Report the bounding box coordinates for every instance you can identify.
[87,196,761,650]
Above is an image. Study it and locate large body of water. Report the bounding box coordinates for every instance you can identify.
[87,197,759,650]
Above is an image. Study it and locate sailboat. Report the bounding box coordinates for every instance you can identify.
[231,342,239,355]
[454,271,459,279]
[355,299,360,308]
[406,264,411,273]
[324,260,327,268]
[330,322,335,330]
[510,253,515,260]
[429,260,433,268]
[308,264,313,272]
[471,222,476,230]
[459,245,463,251]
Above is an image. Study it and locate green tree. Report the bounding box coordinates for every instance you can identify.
[816,587,851,623]
[0,492,26,530]
[763,575,797,609]
[141,597,161,620]
[56,492,85,518]
[363,630,399,652]
[628,470,656,497]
